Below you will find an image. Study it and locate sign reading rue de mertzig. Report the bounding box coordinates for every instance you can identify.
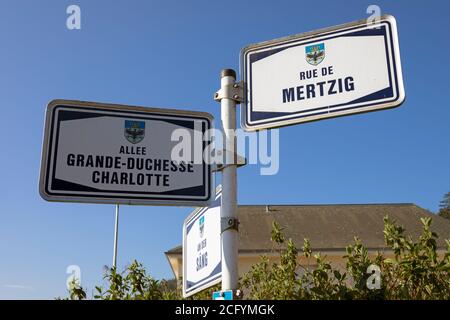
[39,100,213,206]
[240,14,405,131]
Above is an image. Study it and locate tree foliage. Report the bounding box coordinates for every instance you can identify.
[438,192,450,219]
[64,260,219,300]
[65,216,450,300]
[241,216,450,299]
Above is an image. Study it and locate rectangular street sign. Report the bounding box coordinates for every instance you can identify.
[240,14,405,131]
[212,290,233,300]
[182,187,222,297]
[39,99,214,206]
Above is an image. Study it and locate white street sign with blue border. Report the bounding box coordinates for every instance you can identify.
[182,187,222,297]
[240,15,405,131]
[39,99,214,206]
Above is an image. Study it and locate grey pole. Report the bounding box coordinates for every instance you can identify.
[112,204,119,269]
[219,69,239,291]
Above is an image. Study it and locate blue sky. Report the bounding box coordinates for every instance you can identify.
[0,0,449,299]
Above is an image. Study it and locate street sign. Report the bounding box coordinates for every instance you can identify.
[212,290,233,300]
[39,99,214,206]
[183,187,222,297]
[240,14,405,131]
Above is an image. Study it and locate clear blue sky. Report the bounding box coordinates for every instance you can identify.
[0,0,448,299]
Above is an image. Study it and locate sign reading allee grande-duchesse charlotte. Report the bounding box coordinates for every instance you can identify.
[241,14,405,131]
[39,100,214,206]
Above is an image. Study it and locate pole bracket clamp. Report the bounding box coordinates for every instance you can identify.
[212,153,247,172]
[214,81,244,103]
[221,217,239,233]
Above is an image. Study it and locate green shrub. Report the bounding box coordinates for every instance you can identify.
[65,215,450,300]
[241,216,450,299]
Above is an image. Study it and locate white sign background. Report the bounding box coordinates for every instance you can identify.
[241,14,405,131]
[39,100,214,206]
[183,189,222,297]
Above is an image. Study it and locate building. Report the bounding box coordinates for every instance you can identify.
[165,203,450,281]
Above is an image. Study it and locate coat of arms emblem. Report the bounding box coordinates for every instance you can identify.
[306,43,325,66]
[199,216,205,238]
[124,120,145,144]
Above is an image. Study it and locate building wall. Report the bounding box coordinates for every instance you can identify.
[167,252,358,281]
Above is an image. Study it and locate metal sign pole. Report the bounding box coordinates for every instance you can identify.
[217,69,239,292]
[112,204,120,269]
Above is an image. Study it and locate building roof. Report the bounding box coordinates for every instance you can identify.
[165,203,450,255]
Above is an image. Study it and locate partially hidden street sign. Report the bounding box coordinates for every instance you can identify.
[212,290,233,300]
[183,187,222,297]
[240,14,405,131]
[39,99,214,206]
